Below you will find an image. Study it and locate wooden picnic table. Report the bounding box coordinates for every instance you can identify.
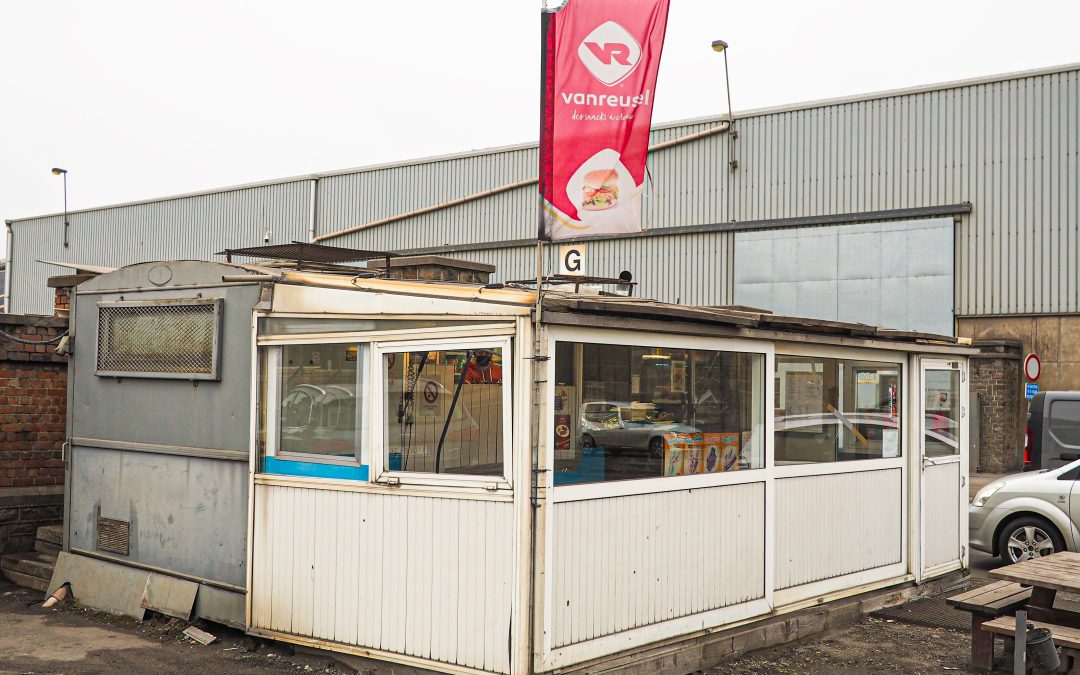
[990,551,1080,620]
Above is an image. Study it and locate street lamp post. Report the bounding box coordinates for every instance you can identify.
[711,40,734,124]
[51,168,69,247]
[711,40,737,221]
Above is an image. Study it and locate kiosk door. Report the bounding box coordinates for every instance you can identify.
[919,358,968,576]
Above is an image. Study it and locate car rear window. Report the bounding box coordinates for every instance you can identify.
[1050,400,1080,447]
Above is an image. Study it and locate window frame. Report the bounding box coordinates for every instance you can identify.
[371,335,514,490]
[546,325,772,502]
[773,343,907,476]
[95,298,223,380]
[262,342,369,470]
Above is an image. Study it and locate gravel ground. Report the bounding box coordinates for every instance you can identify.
[0,575,1004,674]
[0,579,355,674]
[706,616,973,674]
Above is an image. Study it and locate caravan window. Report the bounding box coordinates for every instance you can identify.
[381,342,509,479]
[260,343,368,477]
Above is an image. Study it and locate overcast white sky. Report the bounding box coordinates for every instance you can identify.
[3,1,1079,256]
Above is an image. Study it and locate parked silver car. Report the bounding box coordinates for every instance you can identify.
[969,459,1080,563]
[579,401,698,457]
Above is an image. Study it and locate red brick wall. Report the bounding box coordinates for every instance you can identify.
[0,316,68,489]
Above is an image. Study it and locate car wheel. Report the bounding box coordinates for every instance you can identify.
[997,516,1066,564]
[649,437,664,459]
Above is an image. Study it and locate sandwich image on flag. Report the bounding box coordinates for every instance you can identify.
[539,0,671,241]
[581,169,619,211]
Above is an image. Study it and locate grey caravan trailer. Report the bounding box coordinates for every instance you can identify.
[56,260,266,624]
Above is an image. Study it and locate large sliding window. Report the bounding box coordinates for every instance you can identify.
[553,341,765,485]
[774,356,901,464]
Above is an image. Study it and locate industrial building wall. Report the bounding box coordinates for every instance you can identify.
[315,64,1079,317]
[11,64,1079,317]
[8,181,312,315]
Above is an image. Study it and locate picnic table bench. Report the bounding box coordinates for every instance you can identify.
[947,580,1033,671]
[981,616,1080,674]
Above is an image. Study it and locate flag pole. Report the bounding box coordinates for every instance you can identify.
[536,0,550,323]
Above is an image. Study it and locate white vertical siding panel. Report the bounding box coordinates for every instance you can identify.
[291,488,316,637]
[250,486,513,674]
[251,484,272,630]
[269,486,294,633]
[550,482,765,649]
[311,490,337,640]
[334,490,360,645]
[774,469,903,590]
[924,463,962,569]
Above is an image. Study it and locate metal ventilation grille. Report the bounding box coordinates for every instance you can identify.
[96,299,222,380]
[97,516,130,555]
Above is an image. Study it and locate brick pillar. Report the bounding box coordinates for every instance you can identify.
[969,340,1023,473]
[0,315,68,553]
[47,273,96,318]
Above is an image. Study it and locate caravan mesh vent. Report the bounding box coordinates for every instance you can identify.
[96,516,130,556]
[96,300,222,379]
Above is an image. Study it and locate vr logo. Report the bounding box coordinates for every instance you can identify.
[583,41,632,66]
[577,21,642,86]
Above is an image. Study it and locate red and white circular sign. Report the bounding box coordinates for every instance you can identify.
[1024,353,1041,382]
[423,381,439,404]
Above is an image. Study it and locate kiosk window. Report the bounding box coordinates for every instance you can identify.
[259,343,367,476]
[774,356,901,464]
[382,346,506,477]
[553,342,765,484]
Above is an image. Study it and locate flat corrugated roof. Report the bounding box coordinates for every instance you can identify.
[542,292,968,347]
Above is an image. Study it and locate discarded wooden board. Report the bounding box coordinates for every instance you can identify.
[141,573,198,621]
[48,551,148,620]
[183,625,218,645]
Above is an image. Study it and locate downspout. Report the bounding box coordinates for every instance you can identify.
[307,179,319,243]
[5,221,13,314]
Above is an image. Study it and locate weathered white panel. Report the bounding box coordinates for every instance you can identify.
[775,468,903,590]
[251,485,514,674]
[924,462,962,569]
[734,219,954,335]
[550,482,765,649]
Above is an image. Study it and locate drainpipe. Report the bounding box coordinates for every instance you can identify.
[5,221,13,314]
[307,179,319,243]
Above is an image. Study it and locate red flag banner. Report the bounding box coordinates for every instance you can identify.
[539,0,671,242]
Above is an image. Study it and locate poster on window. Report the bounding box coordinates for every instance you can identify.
[539,0,671,241]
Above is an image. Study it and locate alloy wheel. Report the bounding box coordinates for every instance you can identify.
[1006,525,1056,562]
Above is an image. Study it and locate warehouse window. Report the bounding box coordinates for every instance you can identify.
[552,341,765,485]
[260,343,368,479]
[774,356,901,464]
[380,340,509,479]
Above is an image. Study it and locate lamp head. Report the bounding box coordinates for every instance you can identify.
[51,168,67,175]
[711,40,729,53]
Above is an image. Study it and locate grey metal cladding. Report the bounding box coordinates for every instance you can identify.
[10,181,312,315]
[437,229,732,307]
[314,68,1079,317]
[11,65,1080,317]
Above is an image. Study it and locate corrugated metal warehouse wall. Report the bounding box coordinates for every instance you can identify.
[10,64,1078,317]
[10,181,312,315]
